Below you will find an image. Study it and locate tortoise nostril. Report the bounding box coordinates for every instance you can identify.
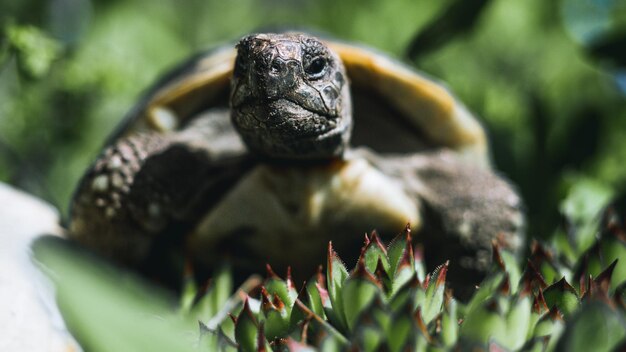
[269,59,301,77]
[270,61,283,74]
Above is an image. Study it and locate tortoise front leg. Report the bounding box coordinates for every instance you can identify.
[362,149,525,298]
[68,110,251,272]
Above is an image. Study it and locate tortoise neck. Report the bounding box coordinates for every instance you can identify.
[255,153,346,168]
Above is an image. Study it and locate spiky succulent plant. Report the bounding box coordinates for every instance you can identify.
[33,195,626,352]
[179,205,626,351]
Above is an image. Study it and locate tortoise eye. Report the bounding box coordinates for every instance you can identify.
[305,57,327,78]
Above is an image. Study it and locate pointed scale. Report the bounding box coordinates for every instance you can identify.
[520,259,548,293]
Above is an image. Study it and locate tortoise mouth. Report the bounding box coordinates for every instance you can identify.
[233,98,345,139]
[232,98,350,159]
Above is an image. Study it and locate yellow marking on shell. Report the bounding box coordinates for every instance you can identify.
[148,106,179,132]
[327,42,488,167]
[143,47,237,131]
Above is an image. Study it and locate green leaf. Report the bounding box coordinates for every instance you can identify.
[235,300,259,352]
[264,265,297,309]
[5,23,61,78]
[466,272,505,315]
[533,306,564,338]
[305,269,327,318]
[389,275,421,313]
[503,295,532,350]
[500,249,522,293]
[559,177,613,255]
[460,298,507,345]
[31,236,197,352]
[387,226,412,279]
[362,231,390,274]
[354,325,384,352]
[341,260,382,330]
[543,277,580,317]
[421,262,448,324]
[599,233,626,288]
[179,262,198,314]
[555,302,626,352]
[326,242,349,331]
[193,264,233,321]
[260,288,290,340]
[199,323,237,352]
[386,315,415,352]
[440,297,458,348]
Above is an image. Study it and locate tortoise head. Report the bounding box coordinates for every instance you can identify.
[230,33,352,160]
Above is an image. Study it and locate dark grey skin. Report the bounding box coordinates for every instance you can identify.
[69,33,523,297]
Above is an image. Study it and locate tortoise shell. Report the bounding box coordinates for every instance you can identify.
[114,40,487,165]
[69,34,521,293]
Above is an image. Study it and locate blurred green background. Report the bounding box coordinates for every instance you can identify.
[1,0,625,239]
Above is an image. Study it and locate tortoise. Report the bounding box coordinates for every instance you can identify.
[68,32,524,293]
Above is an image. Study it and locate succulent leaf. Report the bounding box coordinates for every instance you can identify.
[235,300,259,352]
[342,258,382,330]
[421,261,448,324]
[361,231,390,274]
[326,242,349,331]
[543,278,580,317]
[387,225,412,278]
[503,295,532,350]
[305,268,327,318]
[440,294,458,348]
[193,264,233,321]
[555,301,626,352]
[460,298,507,345]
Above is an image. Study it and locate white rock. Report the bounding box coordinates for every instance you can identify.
[0,182,79,351]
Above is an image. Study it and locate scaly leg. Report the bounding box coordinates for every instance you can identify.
[68,110,252,274]
[362,149,525,298]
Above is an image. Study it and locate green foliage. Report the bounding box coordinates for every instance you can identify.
[2,23,61,78]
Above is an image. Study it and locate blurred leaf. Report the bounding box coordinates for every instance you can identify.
[440,297,458,347]
[406,0,492,59]
[421,262,447,324]
[193,264,233,321]
[555,301,626,352]
[503,295,532,350]
[559,177,613,254]
[533,307,565,339]
[31,236,197,352]
[561,0,626,67]
[326,242,349,331]
[4,23,61,78]
[543,278,580,318]
[341,262,381,330]
[235,300,259,352]
[460,298,506,344]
